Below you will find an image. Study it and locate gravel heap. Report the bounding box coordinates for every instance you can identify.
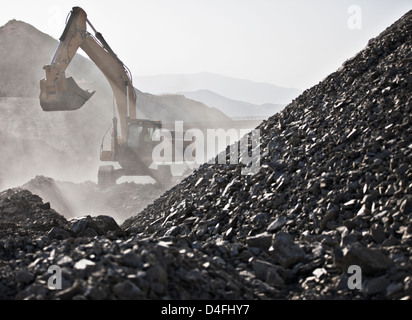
[21,176,77,219]
[0,188,260,299]
[1,10,411,300]
[123,10,412,299]
[22,176,165,224]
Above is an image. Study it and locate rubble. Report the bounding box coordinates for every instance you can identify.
[22,176,164,224]
[22,176,75,218]
[0,10,411,300]
[123,10,412,299]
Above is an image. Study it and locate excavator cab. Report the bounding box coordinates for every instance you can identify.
[126,120,162,157]
[99,119,171,187]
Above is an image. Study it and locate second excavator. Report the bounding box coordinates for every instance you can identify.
[40,7,174,186]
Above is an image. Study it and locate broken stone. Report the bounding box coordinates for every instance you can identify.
[400,198,412,215]
[267,216,287,232]
[339,244,391,275]
[74,259,96,271]
[370,223,386,244]
[252,259,285,288]
[16,269,34,284]
[269,233,305,268]
[365,276,390,295]
[47,227,70,240]
[112,280,143,300]
[246,232,272,250]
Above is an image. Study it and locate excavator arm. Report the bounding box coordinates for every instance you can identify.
[40,6,136,140]
[40,6,173,187]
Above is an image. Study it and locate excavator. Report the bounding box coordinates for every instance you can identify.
[39,7,173,186]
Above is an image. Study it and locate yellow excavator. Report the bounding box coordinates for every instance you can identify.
[40,7,173,186]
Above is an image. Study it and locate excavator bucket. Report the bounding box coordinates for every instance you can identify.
[40,76,95,111]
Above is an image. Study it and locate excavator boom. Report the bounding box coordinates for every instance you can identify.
[39,7,173,187]
[40,7,95,111]
[39,6,136,140]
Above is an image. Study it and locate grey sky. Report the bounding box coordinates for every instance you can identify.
[1,0,411,90]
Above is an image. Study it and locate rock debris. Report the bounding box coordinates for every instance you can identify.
[1,10,412,300]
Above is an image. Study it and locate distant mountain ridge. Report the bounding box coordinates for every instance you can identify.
[175,89,285,118]
[134,72,302,105]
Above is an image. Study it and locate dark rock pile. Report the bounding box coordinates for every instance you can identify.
[22,176,76,218]
[0,188,260,299]
[124,10,412,299]
[21,176,165,224]
[1,10,411,300]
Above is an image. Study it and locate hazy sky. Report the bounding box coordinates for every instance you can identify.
[1,0,411,90]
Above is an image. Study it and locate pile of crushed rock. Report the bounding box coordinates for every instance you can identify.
[0,10,412,300]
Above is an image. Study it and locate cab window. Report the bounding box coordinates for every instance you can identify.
[127,125,142,148]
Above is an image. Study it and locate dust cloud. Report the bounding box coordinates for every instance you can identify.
[0,19,245,222]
